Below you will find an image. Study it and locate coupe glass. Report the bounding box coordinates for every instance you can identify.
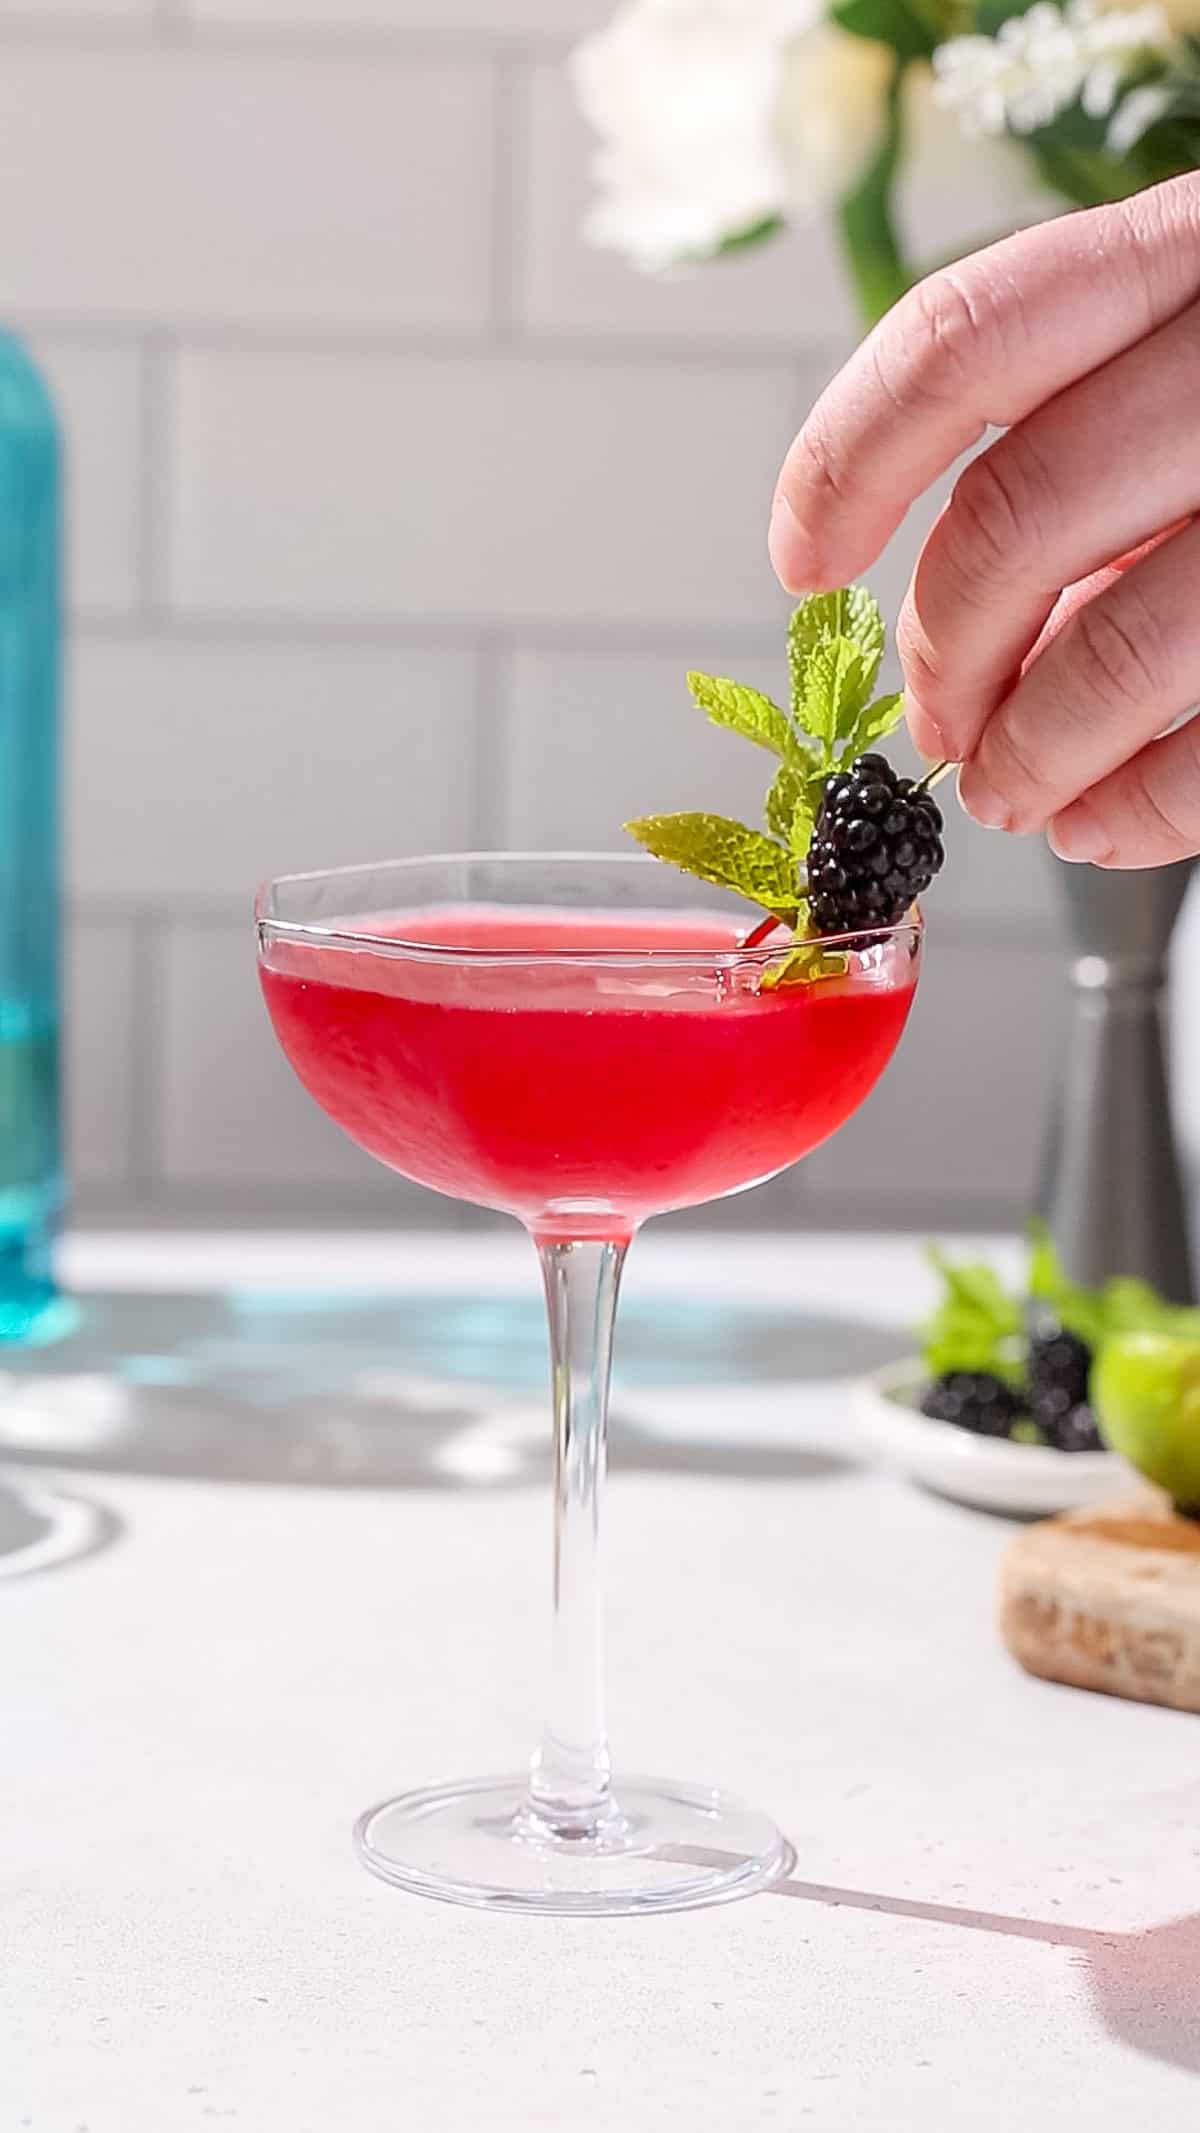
[256,853,922,1915]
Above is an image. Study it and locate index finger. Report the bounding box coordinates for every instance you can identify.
[768,176,1200,595]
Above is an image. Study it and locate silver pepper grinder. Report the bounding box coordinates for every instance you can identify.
[1038,853,1196,1303]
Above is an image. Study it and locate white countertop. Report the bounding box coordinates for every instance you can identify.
[5,1232,1200,2131]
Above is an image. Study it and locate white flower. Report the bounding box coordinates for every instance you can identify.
[778,29,895,212]
[898,61,1060,257]
[1105,78,1174,151]
[1102,0,1200,31]
[572,0,890,271]
[932,0,1170,138]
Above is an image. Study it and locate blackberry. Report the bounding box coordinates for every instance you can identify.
[1047,1403,1104,1455]
[921,1371,1024,1438]
[807,753,945,939]
[1028,1326,1093,1437]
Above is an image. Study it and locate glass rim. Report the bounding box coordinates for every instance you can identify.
[255,850,924,966]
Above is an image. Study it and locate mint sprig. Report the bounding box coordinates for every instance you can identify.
[624,813,800,919]
[685,672,805,765]
[919,1226,1200,1384]
[920,1246,1025,1385]
[623,584,906,981]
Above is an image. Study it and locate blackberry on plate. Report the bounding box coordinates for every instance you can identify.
[1046,1403,1104,1455]
[921,1371,1024,1438]
[1028,1326,1093,1435]
[807,753,945,938]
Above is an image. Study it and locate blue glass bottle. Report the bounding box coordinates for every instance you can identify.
[0,333,62,1338]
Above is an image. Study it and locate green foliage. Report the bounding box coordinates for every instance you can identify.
[623,587,912,985]
[920,1225,1200,1385]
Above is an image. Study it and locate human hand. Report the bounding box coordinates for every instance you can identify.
[769,174,1200,869]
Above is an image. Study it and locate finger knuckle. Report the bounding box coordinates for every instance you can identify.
[948,440,1052,587]
[895,600,941,693]
[1113,179,1200,323]
[1123,747,1197,855]
[787,408,852,519]
[1071,586,1168,715]
[978,714,1047,824]
[897,265,1001,403]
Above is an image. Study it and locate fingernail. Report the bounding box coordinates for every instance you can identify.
[957,765,1011,830]
[768,490,816,592]
[1048,803,1113,864]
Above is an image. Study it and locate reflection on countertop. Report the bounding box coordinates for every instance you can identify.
[0,1286,902,1488]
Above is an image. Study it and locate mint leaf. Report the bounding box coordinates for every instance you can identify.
[1027,1221,1065,1305]
[688,672,799,762]
[762,940,849,989]
[1010,1418,1046,1446]
[787,789,817,862]
[624,812,799,915]
[1030,1223,1200,1343]
[764,763,810,842]
[1095,1277,1200,1342]
[800,638,875,753]
[936,1254,1022,1336]
[844,689,904,761]
[1027,1222,1108,1348]
[622,578,916,969]
[788,587,884,722]
[920,1246,1024,1382]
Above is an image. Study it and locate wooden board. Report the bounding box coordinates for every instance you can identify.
[999,1491,1200,1711]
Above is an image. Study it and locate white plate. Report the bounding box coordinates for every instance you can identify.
[853,1361,1129,1517]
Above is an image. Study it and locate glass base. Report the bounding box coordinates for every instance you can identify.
[353,1774,794,1916]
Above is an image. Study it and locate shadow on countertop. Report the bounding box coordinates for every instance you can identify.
[0,1474,122,1582]
[669,1844,1200,2080]
[0,1287,896,1489]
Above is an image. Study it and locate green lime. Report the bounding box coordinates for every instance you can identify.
[1093,1334,1200,1509]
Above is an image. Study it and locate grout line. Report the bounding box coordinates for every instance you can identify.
[125,908,167,1196]
[136,332,175,618]
[0,18,162,45]
[469,632,512,849]
[14,314,835,375]
[0,18,586,59]
[486,53,523,343]
[72,612,791,654]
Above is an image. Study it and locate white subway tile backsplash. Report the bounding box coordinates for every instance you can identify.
[500,640,785,852]
[0,50,493,329]
[25,336,143,619]
[169,348,804,629]
[184,0,604,35]
[802,938,1065,1223]
[67,916,137,1191]
[502,624,1057,933]
[160,921,447,1208]
[69,638,479,902]
[0,14,1069,1230]
[0,1,152,15]
[517,59,855,353]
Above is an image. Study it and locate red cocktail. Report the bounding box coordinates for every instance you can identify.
[256,854,922,1916]
[261,906,915,1241]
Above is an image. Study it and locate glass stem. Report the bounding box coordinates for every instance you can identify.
[527,1236,628,1840]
